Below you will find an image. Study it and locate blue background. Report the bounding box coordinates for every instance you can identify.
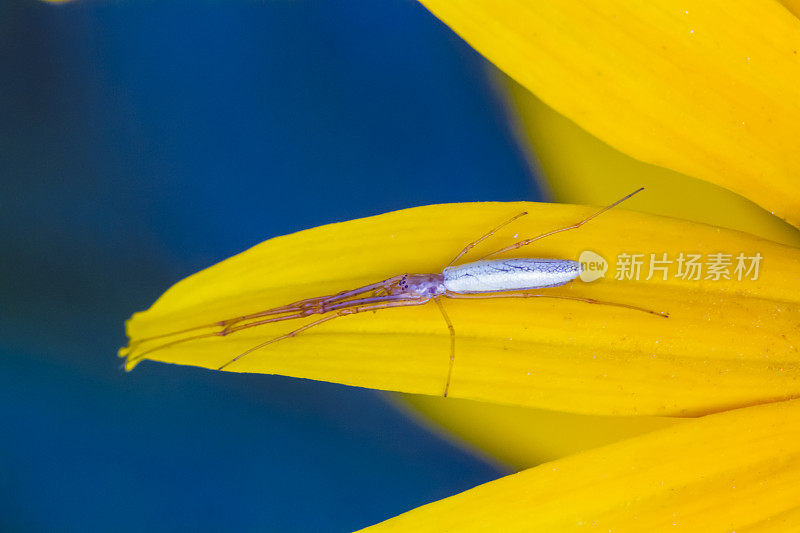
[0,1,540,531]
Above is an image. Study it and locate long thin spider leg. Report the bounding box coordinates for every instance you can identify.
[125,322,227,351]
[127,294,418,367]
[125,310,316,366]
[447,211,528,267]
[479,188,644,260]
[433,297,455,397]
[123,300,326,353]
[213,293,417,349]
[217,278,400,328]
[124,302,320,352]
[127,277,402,350]
[218,298,431,371]
[445,289,668,318]
[319,277,402,304]
[313,294,415,314]
[216,294,413,339]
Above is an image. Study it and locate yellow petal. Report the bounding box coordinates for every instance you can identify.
[780,1,800,20]
[418,0,800,227]
[394,395,679,469]
[122,201,800,416]
[501,75,800,246]
[362,399,800,531]
[399,80,800,466]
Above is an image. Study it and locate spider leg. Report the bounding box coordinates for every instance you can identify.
[433,297,456,397]
[480,188,644,259]
[217,297,431,370]
[445,289,668,318]
[125,277,403,353]
[126,293,416,366]
[447,211,527,267]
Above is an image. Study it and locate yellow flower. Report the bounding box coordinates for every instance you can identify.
[419,0,800,228]
[121,202,800,414]
[122,1,800,529]
[362,399,800,531]
[401,0,800,472]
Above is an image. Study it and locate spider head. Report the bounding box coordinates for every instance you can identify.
[391,273,445,299]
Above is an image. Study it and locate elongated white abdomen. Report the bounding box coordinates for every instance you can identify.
[442,259,582,294]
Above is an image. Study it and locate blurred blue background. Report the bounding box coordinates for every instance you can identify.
[0,0,540,530]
